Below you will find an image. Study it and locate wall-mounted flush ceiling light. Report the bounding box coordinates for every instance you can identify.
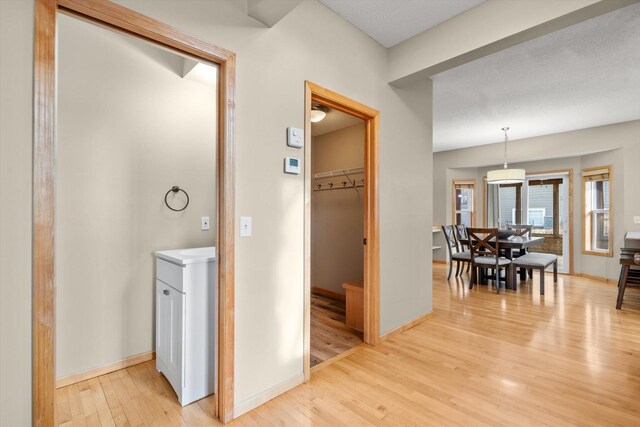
[310,105,328,123]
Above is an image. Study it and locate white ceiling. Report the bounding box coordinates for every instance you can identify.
[318,0,485,48]
[311,108,363,136]
[432,2,640,152]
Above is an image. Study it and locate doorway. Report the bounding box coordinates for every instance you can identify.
[303,82,380,379]
[32,0,236,423]
[485,170,573,274]
[309,108,365,367]
[524,172,571,273]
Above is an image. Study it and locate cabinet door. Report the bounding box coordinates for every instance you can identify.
[166,286,185,387]
[156,280,169,365]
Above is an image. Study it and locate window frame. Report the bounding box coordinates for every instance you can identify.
[452,179,476,227]
[582,165,613,257]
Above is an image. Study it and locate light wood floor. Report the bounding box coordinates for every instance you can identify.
[310,291,363,367]
[57,264,640,426]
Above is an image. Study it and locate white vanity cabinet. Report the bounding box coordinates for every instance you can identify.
[154,247,216,406]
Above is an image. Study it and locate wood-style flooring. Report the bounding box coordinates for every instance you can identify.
[56,264,640,426]
[310,291,363,367]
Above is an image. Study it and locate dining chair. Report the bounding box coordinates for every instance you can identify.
[454,225,472,273]
[441,225,471,280]
[467,227,513,293]
[507,223,534,278]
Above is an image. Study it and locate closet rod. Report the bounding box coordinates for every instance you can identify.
[313,167,364,180]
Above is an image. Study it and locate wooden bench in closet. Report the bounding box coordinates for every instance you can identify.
[342,281,364,332]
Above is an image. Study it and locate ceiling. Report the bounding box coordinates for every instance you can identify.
[432,2,640,152]
[311,108,363,136]
[318,0,485,48]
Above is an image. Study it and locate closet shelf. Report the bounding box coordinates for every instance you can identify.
[313,167,364,180]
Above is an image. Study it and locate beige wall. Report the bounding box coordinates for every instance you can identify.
[110,0,435,407]
[0,0,434,419]
[0,1,34,425]
[55,15,217,378]
[311,124,365,294]
[433,120,640,280]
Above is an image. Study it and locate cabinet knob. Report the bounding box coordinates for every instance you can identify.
[163,289,170,295]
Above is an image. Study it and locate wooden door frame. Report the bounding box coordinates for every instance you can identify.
[303,82,380,380]
[33,0,236,424]
[482,169,574,274]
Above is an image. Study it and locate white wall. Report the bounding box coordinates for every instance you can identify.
[433,120,640,280]
[55,15,217,378]
[0,0,434,419]
[311,124,365,295]
[0,1,34,425]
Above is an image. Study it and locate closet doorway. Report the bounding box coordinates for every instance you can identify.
[303,82,380,377]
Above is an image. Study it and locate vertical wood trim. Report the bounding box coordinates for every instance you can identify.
[303,82,380,382]
[33,1,57,425]
[482,176,487,227]
[34,0,236,424]
[568,170,574,274]
[217,54,236,424]
[364,113,380,345]
[303,83,312,382]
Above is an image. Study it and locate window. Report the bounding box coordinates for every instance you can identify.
[583,166,612,256]
[453,180,475,228]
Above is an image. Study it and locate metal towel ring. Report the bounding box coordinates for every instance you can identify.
[164,186,189,212]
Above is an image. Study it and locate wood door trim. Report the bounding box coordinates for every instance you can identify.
[303,81,380,382]
[33,0,236,424]
[482,169,574,274]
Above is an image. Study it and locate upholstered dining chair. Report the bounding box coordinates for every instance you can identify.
[441,225,471,280]
[507,223,534,277]
[454,224,472,273]
[467,227,513,293]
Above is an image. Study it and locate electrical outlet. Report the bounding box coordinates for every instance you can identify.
[634,216,640,225]
[201,216,210,230]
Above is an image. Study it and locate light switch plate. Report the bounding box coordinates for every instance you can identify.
[240,216,252,237]
[634,216,640,224]
[287,127,304,148]
[201,216,210,230]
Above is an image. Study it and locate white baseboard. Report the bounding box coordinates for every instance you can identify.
[233,372,304,419]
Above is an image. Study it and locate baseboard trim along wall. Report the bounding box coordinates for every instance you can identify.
[56,351,156,388]
[311,286,346,301]
[233,373,304,418]
[574,273,611,283]
[379,312,433,343]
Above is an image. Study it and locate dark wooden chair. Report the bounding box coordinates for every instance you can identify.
[441,225,471,280]
[507,223,534,278]
[467,228,512,293]
[616,249,640,309]
[455,225,472,273]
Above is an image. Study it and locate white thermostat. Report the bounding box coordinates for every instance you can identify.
[284,157,301,174]
[287,127,304,148]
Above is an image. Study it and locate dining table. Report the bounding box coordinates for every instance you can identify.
[458,235,546,288]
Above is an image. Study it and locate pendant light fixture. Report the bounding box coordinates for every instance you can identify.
[487,127,525,185]
[310,104,328,123]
